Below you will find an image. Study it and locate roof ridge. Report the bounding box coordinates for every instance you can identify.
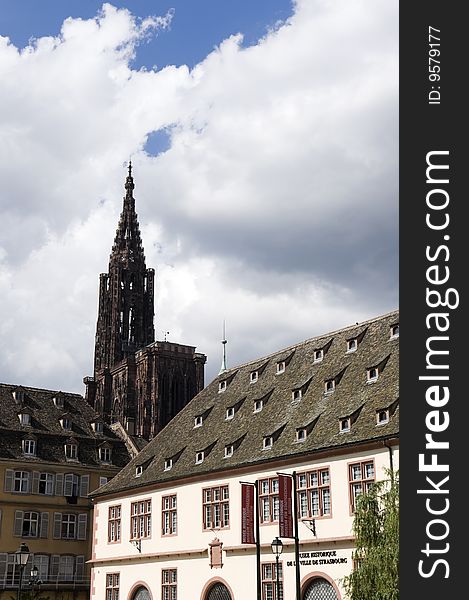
[218,309,399,377]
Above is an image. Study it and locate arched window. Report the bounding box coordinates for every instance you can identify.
[303,577,339,600]
[131,586,151,600]
[206,582,232,600]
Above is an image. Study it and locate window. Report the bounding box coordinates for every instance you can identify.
[19,413,31,426]
[106,573,120,600]
[61,418,72,431]
[292,389,302,402]
[92,421,104,433]
[259,477,279,523]
[99,447,112,463]
[64,443,78,460]
[203,485,229,529]
[130,499,151,539]
[297,468,331,518]
[194,415,203,428]
[218,381,227,393]
[254,400,263,413]
[61,514,77,539]
[296,428,307,442]
[349,460,375,512]
[367,367,379,382]
[250,371,259,383]
[390,324,399,338]
[135,465,143,478]
[99,476,109,486]
[224,445,233,458]
[225,407,235,420]
[162,569,177,600]
[162,495,177,536]
[325,379,335,393]
[314,349,323,363]
[340,418,351,432]
[22,511,40,537]
[347,338,357,352]
[276,361,285,374]
[108,505,121,543]
[263,436,273,450]
[64,473,79,497]
[14,471,30,493]
[53,395,64,409]
[195,452,204,464]
[22,439,36,456]
[376,409,390,425]
[164,458,173,471]
[58,555,75,581]
[262,562,283,600]
[39,473,54,495]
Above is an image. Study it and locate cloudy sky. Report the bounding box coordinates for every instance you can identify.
[0,0,398,394]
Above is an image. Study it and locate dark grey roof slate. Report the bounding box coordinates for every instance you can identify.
[93,310,399,498]
[0,383,131,467]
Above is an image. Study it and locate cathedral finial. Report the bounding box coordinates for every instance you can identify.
[125,160,135,195]
[219,320,228,375]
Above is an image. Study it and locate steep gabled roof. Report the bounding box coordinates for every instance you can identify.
[93,310,399,498]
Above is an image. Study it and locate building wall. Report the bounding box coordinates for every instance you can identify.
[0,459,119,599]
[91,444,399,599]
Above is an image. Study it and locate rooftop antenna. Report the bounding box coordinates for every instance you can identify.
[219,320,227,374]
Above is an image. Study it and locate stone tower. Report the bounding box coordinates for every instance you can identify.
[84,165,206,440]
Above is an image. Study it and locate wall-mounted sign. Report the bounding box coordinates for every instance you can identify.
[286,550,348,567]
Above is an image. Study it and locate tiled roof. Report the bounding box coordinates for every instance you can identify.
[0,383,131,467]
[93,310,399,497]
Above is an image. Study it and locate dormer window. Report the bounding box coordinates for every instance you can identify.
[91,421,103,434]
[60,417,72,431]
[367,367,379,382]
[250,371,259,384]
[314,349,323,363]
[325,379,335,393]
[164,458,173,471]
[195,451,204,465]
[64,442,78,461]
[53,395,64,409]
[99,447,112,463]
[22,439,36,456]
[340,418,351,432]
[276,361,286,374]
[225,407,235,420]
[347,338,358,353]
[263,436,273,450]
[135,465,143,478]
[13,389,25,404]
[18,412,31,426]
[194,415,203,428]
[218,381,227,393]
[254,400,263,413]
[224,445,234,458]
[296,428,307,442]
[390,324,399,339]
[292,389,302,402]
[376,409,390,425]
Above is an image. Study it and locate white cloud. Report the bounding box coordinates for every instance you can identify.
[0,0,398,392]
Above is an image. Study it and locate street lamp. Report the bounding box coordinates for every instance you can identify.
[14,543,30,600]
[271,537,283,600]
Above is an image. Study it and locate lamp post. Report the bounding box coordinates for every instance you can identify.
[14,543,30,600]
[271,537,283,600]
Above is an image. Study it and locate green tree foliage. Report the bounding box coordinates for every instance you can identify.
[343,470,399,600]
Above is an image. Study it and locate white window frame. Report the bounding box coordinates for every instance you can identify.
[250,371,259,383]
[263,436,273,450]
[64,443,78,460]
[218,381,227,393]
[340,418,351,433]
[367,367,379,382]
[19,413,31,426]
[276,361,286,374]
[376,409,390,425]
[224,445,234,458]
[61,417,72,431]
[347,338,358,353]
[390,324,399,338]
[99,447,112,463]
[314,349,323,363]
[292,389,302,402]
[164,459,173,472]
[194,415,203,428]
[225,406,235,420]
[254,400,263,413]
[296,428,307,442]
[325,379,335,393]
[22,439,36,456]
[195,452,204,465]
[135,465,143,478]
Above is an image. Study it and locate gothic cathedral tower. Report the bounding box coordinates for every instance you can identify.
[84,165,205,440]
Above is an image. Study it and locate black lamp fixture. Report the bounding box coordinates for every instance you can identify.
[271,537,283,599]
[14,543,30,600]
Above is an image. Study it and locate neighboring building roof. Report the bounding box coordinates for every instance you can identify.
[0,383,131,467]
[93,310,399,498]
